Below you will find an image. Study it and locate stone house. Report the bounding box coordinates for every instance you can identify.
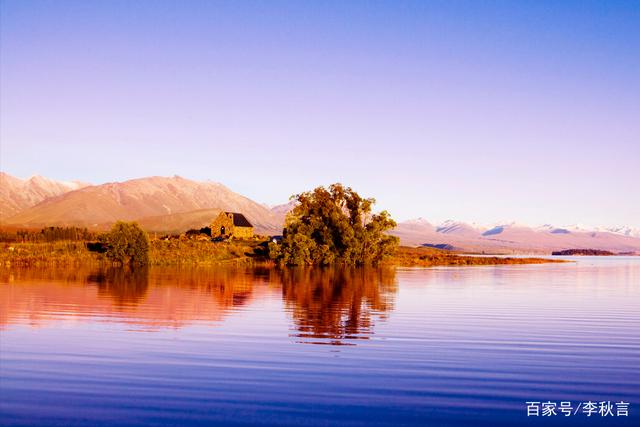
[211,212,254,239]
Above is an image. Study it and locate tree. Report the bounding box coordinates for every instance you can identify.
[100,221,150,266]
[274,184,399,265]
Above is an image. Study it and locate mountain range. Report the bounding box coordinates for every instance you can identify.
[0,173,89,219]
[390,218,640,254]
[0,173,280,235]
[1,172,639,254]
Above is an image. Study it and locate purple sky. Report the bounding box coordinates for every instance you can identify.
[1,1,638,227]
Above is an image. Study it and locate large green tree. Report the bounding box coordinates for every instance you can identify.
[100,221,150,266]
[272,184,398,265]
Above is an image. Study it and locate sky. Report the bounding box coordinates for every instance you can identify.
[1,0,639,227]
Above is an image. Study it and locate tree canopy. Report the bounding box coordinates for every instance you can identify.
[100,221,150,266]
[271,184,399,265]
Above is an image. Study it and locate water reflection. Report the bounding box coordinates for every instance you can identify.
[0,266,397,345]
[2,260,639,427]
[281,268,397,344]
[88,267,150,308]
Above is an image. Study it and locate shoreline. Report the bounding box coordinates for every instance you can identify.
[0,241,564,268]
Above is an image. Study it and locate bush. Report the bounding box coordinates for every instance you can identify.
[276,183,399,266]
[100,221,150,266]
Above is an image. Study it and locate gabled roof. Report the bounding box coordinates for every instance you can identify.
[224,212,253,227]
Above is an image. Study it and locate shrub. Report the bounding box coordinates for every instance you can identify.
[276,184,399,265]
[100,221,150,266]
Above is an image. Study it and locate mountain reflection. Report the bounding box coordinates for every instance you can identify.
[0,267,397,344]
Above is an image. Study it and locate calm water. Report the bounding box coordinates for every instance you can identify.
[1,258,639,426]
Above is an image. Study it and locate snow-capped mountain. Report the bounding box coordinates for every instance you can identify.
[0,173,90,219]
[596,226,640,238]
[392,219,640,254]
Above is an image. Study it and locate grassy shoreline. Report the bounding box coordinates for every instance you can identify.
[0,241,563,268]
[389,246,565,267]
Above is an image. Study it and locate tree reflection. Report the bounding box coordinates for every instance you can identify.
[88,267,150,308]
[2,266,397,341]
[280,267,397,345]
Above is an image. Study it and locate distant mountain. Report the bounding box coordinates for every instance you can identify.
[538,224,640,238]
[0,172,89,219]
[394,218,435,235]
[436,220,480,237]
[392,219,640,254]
[2,172,639,253]
[598,226,640,239]
[270,200,297,226]
[3,175,280,234]
[270,201,296,216]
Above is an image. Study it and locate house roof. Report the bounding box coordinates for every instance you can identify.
[224,212,253,228]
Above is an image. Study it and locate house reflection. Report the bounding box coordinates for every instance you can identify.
[0,267,271,329]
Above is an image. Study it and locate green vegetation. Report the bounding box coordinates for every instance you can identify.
[99,222,150,266]
[272,184,399,266]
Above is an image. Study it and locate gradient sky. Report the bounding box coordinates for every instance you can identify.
[1,0,638,227]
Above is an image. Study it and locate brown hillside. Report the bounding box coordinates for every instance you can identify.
[5,176,281,233]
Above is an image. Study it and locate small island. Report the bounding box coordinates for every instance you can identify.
[552,249,615,256]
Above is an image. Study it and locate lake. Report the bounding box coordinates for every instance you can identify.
[1,257,638,426]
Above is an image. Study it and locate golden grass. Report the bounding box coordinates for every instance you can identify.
[0,242,101,267]
[148,239,267,266]
[0,240,268,267]
[388,246,564,267]
[1,242,561,268]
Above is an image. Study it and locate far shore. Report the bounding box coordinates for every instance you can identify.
[0,240,565,268]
